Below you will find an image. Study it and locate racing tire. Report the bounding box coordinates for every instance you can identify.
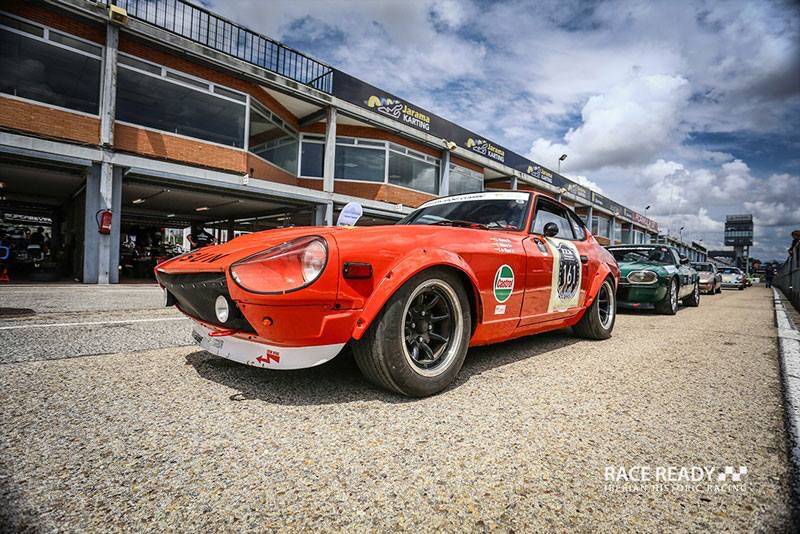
[655,278,679,315]
[715,285,722,294]
[738,286,744,290]
[682,282,700,307]
[573,277,615,340]
[352,268,471,397]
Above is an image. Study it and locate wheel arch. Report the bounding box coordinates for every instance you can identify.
[350,249,483,341]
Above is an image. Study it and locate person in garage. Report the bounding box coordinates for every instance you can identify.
[188,225,216,250]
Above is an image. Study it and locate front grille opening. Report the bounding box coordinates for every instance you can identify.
[157,271,256,333]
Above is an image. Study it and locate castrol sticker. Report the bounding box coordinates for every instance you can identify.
[493,265,515,303]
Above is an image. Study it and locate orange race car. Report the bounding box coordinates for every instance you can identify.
[155,191,619,397]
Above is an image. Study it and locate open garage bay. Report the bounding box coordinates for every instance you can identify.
[0,285,792,531]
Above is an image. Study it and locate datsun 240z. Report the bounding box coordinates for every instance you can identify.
[155,192,619,397]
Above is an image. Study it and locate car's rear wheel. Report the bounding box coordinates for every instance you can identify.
[682,282,700,307]
[656,278,678,315]
[352,268,471,397]
[573,277,615,340]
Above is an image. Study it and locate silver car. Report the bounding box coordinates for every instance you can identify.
[719,267,746,290]
[691,262,722,294]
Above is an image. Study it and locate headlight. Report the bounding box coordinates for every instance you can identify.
[230,236,328,294]
[214,295,230,323]
[627,270,658,284]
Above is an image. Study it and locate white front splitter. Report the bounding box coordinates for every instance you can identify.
[191,322,345,370]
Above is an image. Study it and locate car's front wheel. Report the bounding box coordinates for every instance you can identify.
[352,268,471,397]
[656,278,678,315]
[573,277,615,340]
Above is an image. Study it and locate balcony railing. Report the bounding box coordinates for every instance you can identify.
[108,0,334,93]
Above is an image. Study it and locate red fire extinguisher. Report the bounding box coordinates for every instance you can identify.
[96,209,113,234]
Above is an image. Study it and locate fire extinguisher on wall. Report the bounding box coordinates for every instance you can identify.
[96,209,113,234]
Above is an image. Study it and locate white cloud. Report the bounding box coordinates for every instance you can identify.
[528,74,691,172]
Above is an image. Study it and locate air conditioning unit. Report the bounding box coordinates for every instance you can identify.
[108,4,128,25]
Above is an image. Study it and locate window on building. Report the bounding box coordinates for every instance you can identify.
[0,23,101,114]
[335,138,386,182]
[449,164,483,195]
[592,216,610,238]
[300,135,324,177]
[613,221,622,243]
[116,54,246,148]
[388,144,439,194]
[249,100,298,174]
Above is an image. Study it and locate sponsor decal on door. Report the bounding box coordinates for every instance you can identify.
[545,238,582,312]
[493,265,515,303]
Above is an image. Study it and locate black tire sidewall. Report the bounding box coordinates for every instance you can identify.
[373,269,471,397]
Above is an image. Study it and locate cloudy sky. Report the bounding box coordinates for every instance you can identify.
[207,0,799,260]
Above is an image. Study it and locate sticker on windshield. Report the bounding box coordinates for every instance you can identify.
[493,265,515,303]
[546,238,581,312]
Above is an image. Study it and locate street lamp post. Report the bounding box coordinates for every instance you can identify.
[558,154,567,174]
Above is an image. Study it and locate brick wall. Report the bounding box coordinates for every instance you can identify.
[0,95,100,145]
[5,1,105,43]
[114,123,246,173]
[335,181,435,208]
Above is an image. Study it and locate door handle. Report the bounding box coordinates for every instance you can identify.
[580,255,589,264]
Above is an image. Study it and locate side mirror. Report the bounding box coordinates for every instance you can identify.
[543,222,559,237]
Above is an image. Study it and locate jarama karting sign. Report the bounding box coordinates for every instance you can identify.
[366,95,431,131]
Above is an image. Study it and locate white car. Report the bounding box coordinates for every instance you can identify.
[719,267,746,290]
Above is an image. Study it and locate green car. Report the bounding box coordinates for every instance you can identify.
[606,244,700,315]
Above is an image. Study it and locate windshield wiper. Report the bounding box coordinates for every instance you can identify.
[433,219,489,230]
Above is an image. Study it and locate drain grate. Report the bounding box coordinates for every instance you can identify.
[0,308,36,318]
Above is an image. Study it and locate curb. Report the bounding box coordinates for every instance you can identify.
[773,288,800,515]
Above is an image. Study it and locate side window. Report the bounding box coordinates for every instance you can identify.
[532,200,575,239]
[567,211,586,241]
[670,249,681,265]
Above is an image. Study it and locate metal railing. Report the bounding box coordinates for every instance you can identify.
[109,0,334,93]
[775,242,800,312]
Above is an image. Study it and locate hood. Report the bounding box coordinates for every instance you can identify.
[697,272,714,282]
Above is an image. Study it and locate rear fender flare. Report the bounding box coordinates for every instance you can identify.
[350,248,482,340]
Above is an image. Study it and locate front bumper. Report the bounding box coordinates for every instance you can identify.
[616,283,668,305]
[699,281,715,292]
[192,322,344,370]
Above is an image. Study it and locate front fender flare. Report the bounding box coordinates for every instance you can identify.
[350,248,482,340]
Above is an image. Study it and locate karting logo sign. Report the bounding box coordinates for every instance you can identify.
[493,265,515,303]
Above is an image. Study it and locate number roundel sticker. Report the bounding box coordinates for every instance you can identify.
[493,265,515,303]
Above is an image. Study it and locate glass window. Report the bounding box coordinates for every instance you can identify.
[449,164,483,195]
[592,216,610,238]
[0,27,101,114]
[117,66,246,147]
[118,54,161,75]
[335,144,385,182]
[613,221,622,243]
[568,211,586,240]
[388,150,439,194]
[300,140,324,177]
[399,193,530,231]
[0,14,45,37]
[249,103,298,174]
[532,201,575,239]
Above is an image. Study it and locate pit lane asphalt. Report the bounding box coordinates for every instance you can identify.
[0,284,793,532]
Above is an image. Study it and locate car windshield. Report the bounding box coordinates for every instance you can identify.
[398,192,531,231]
[608,246,675,265]
[720,268,740,274]
[691,263,713,272]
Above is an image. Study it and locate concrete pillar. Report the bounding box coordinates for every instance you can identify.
[439,149,450,196]
[314,202,333,226]
[83,163,121,284]
[100,24,119,146]
[509,175,518,190]
[586,205,593,230]
[226,218,235,242]
[322,106,336,194]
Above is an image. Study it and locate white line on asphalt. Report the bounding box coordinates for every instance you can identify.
[773,288,800,499]
[0,317,189,330]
